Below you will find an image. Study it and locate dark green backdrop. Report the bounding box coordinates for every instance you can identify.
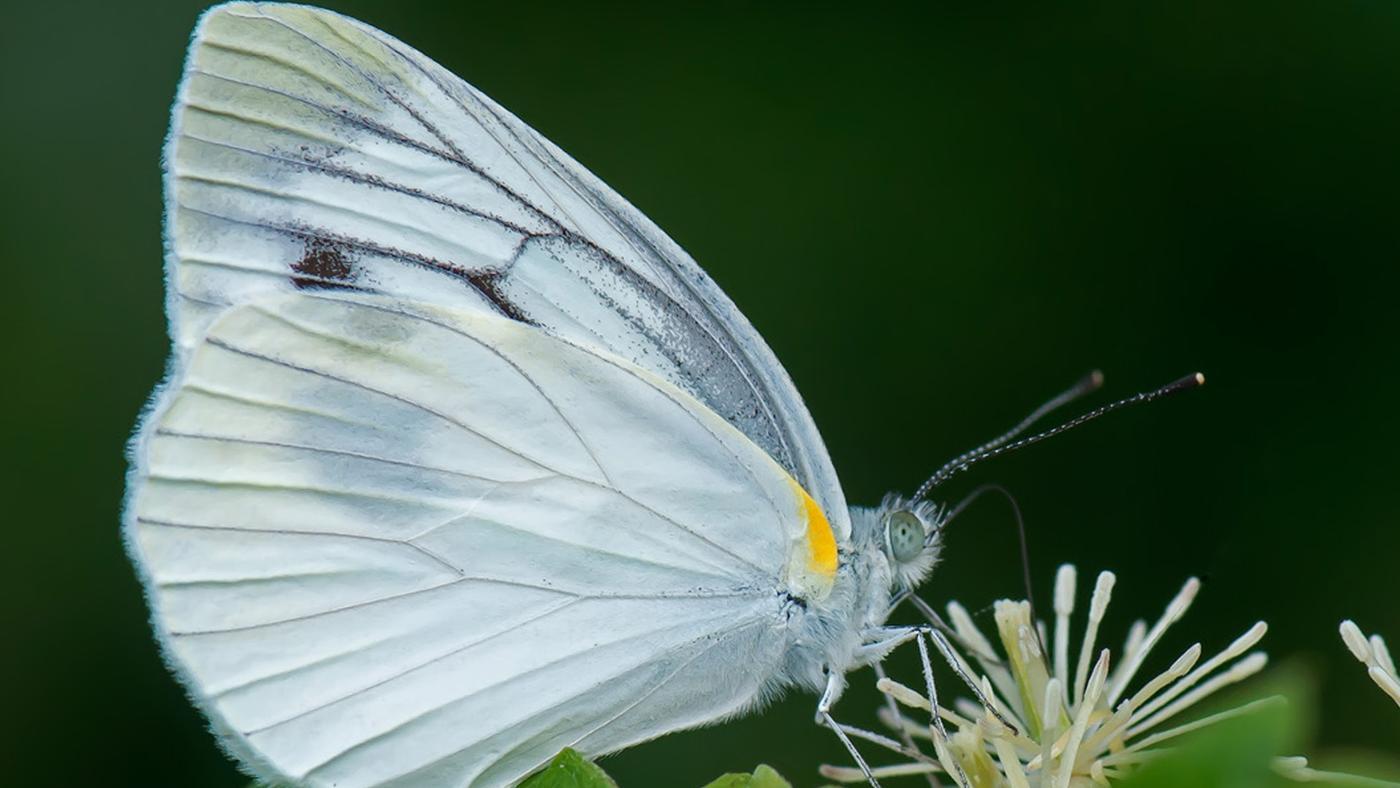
[4,1,1398,785]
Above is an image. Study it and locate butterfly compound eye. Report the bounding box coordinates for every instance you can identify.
[886,510,925,563]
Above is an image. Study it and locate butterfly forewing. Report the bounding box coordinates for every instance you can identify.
[163,2,848,534]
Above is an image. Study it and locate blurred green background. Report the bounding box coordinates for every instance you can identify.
[4,1,1398,785]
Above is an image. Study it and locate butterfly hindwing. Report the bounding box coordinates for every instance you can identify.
[129,291,807,786]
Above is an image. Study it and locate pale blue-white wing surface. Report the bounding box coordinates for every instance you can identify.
[164,2,848,536]
[128,292,824,787]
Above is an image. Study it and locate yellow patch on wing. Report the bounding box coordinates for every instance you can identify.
[787,477,838,595]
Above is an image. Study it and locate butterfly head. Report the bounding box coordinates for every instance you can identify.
[876,493,946,589]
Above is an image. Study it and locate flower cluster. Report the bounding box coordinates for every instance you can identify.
[822,565,1270,787]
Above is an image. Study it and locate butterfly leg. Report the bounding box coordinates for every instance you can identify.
[822,669,942,764]
[866,619,1019,738]
[923,626,1020,736]
[873,659,940,788]
[905,593,993,661]
[820,628,971,788]
[911,630,972,788]
[817,669,883,787]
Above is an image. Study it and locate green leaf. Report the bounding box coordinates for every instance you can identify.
[519,749,619,788]
[700,764,792,788]
[1112,663,1400,788]
[1116,665,1321,788]
[1116,694,1297,788]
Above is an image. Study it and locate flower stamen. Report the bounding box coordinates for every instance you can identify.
[823,564,1271,786]
[1073,571,1116,707]
[1339,619,1400,708]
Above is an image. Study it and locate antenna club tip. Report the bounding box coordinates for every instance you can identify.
[1088,369,1105,388]
[1169,371,1206,392]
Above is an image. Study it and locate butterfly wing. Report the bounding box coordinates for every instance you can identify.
[127,291,838,787]
[163,2,848,537]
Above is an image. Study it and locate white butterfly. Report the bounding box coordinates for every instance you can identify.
[126,4,1197,786]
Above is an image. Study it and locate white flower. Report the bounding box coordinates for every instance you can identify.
[1338,620,1400,709]
[821,564,1270,787]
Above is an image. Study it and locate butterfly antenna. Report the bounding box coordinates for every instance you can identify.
[911,371,1205,502]
[938,484,1037,617]
[932,370,1104,484]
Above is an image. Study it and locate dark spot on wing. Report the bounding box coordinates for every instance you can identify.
[465,267,531,323]
[291,238,357,290]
